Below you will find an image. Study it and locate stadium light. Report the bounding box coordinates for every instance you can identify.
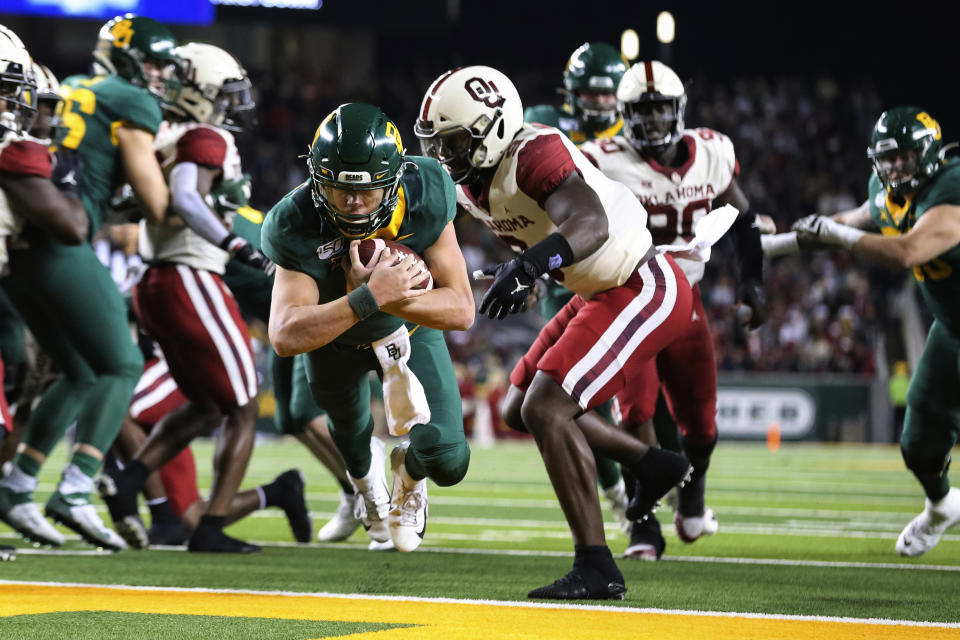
[621,29,640,61]
[656,11,675,44]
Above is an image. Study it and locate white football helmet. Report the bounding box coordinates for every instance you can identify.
[29,61,61,138]
[415,65,523,183]
[0,24,37,135]
[166,42,254,131]
[617,60,686,153]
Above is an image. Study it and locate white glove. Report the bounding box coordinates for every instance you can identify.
[791,215,865,249]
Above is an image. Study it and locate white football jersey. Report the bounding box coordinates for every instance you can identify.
[140,121,243,274]
[581,128,738,285]
[456,124,653,299]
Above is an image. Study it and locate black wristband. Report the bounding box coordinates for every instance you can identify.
[347,283,380,321]
[518,232,575,276]
[732,210,764,283]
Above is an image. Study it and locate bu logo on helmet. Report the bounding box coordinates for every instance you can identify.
[465,78,504,108]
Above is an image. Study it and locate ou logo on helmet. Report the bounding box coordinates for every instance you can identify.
[465,78,504,109]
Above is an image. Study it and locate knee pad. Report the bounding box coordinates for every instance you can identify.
[409,436,471,487]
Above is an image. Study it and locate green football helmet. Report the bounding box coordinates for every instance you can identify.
[92,14,180,101]
[867,106,944,197]
[561,42,627,129]
[307,103,406,238]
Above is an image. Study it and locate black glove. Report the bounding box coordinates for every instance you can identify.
[51,147,83,199]
[736,279,768,330]
[221,234,276,277]
[478,256,540,320]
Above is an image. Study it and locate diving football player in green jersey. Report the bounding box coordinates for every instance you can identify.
[775,106,960,557]
[263,102,475,552]
[520,41,634,536]
[220,180,371,545]
[0,15,178,550]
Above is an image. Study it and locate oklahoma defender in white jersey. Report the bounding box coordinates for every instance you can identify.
[580,60,768,556]
[417,65,695,601]
[100,43,270,554]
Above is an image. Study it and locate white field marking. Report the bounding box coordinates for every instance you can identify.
[1,579,958,628]
[12,548,116,557]
[144,540,960,571]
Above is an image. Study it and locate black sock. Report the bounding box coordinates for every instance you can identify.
[197,514,225,531]
[148,499,177,525]
[260,479,284,508]
[125,460,150,491]
[337,478,354,494]
[573,544,622,584]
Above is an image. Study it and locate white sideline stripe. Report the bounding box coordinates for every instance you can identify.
[664,555,960,572]
[197,270,257,400]
[13,549,115,556]
[0,579,957,627]
[177,265,248,405]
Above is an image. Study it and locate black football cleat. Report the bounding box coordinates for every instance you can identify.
[187,524,261,554]
[271,469,312,543]
[528,570,626,600]
[625,448,693,522]
[147,517,190,546]
[624,513,665,560]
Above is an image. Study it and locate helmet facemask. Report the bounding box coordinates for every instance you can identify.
[0,65,37,136]
[621,93,686,154]
[571,88,619,128]
[415,110,502,184]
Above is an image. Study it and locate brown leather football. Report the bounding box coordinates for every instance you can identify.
[356,238,433,290]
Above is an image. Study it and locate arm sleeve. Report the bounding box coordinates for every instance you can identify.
[515,133,580,208]
[169,162,231,247]
[0,141,52,178]
[176,128,228,168]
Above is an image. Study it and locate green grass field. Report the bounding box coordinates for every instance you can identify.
[2,438,959,639]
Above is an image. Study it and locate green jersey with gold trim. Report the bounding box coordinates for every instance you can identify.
[261,155,456,346]
[58,74,163,236]
[523,104,623,147]
[869,159,960,335]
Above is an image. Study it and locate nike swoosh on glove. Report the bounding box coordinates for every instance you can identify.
[478,256,541,320]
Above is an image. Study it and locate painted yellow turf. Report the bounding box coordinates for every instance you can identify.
[1,584,957,639]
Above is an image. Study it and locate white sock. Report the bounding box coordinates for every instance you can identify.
[1,464,38,493]
[58,463,94,496]
[255,486,266,511]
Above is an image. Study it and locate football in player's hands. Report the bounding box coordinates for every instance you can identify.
[357,238,433,290]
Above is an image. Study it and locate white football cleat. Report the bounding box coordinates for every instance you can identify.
[46,490,127,551]
[368,538,396,551]
[0,493,65,546]
[602,478,632,535]
[348,438,391,543]
[675,507,719,543]
[388,441,428,552]
[316,490,362,542]
[896,487,960,557]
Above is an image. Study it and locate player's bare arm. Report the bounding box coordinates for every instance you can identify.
[117,124,168,224]
[831,199,877,230]
[377,223,475,331]
[271,251,427,356]
[0,173,88,244]
[542,172,609,258]
[852,204,960,269]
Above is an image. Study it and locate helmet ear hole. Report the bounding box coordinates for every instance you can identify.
[497,119,505,139]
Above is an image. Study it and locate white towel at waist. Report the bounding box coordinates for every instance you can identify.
[372,325,431,436]
[656,203,739,263]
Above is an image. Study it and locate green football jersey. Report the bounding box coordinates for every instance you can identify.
[523,103,623,147]
[223,207,273,325]
[261,155,456,346]
[58,74,163,236]
[869,159,960,336]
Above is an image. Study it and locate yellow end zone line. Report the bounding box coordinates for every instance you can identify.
[1,581,958,640]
